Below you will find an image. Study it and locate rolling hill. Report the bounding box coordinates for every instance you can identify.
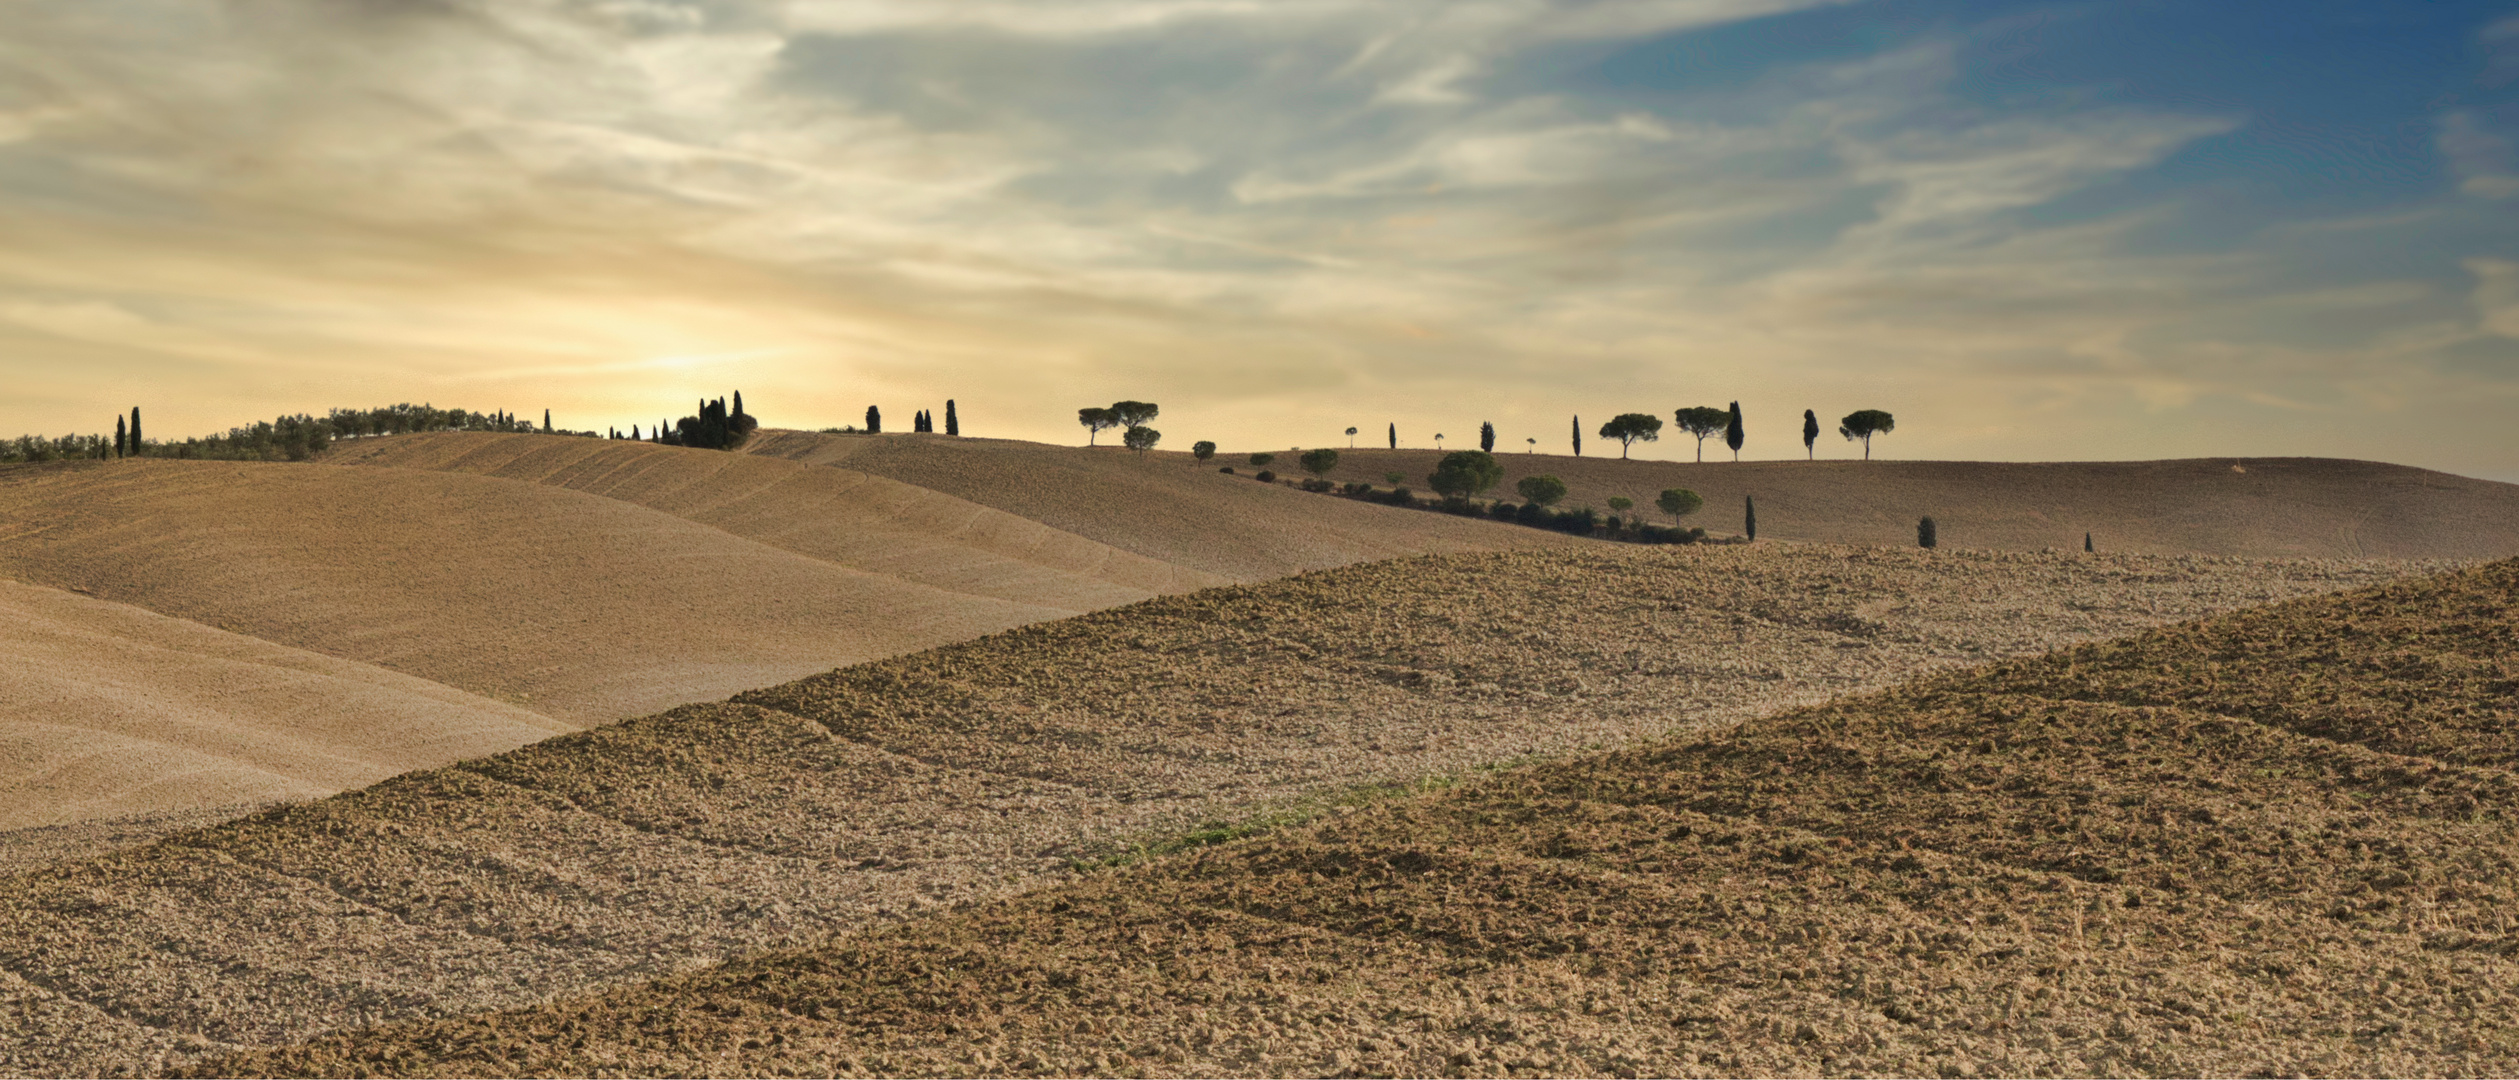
[212,555,2519,1078]
[0,543,2420,1076]
[0,435,1570,838]
[1176,447,2519,560]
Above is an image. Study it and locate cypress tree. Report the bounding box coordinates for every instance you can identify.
[1479,421,1495,453]
[1572,415,1582,457]
[1725,401,1743,461]
[1388,422,1396,450]
[945,399,959,436]
[129,407,141,455]
[1745,494,1757,541]
[1919,516,1938,549]
[866,405,881,433]
[115,415,126,459]
[733,391,745,419]
[543,409,552,433]
[2085,531,2094,553]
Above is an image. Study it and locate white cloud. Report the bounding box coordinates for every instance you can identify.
[2470,258,2519,339]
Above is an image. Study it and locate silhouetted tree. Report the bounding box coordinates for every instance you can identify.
[945,399,959,436]
[1525,437,1535,454]
[2085,531,2094,553]
[1516,474,1567,507]
[1674,406,1727,462]
[1571,415,1582,457]
[1077,406,1114,444]
[1724,402,1743,461]
[129,407,141,455]
[1479,422,1495,453]
[1346,426,1358,448]
[1388,422,1396,450]
[1840,409,1895,460]
[1192,440,1216,463]
[114,415,125,459]
[1110,401,1158,429]
[1123,425,1161,457]
[1745,494,1756,541]
[1802,409,1819,460]
[1300,448,1339,477]
[1598,413,1662,459]
[1249,452,1276,467]
[543,409,552,434]
[1918,516,1937,549]
[1657,487,1703,524]
[866,405,883,434]
[1428,450,1503,499]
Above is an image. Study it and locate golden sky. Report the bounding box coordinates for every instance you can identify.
[4,1,2516,477]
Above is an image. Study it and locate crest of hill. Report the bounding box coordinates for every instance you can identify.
[0,579,567,832]
[322,431,1224,605]
[216,556,2519,1079]
[1285,449,2519,559]
[0,544,2421,1075]
[741,430,1579,580]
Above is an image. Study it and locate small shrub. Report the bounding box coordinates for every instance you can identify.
[1490,500,1519,521]
[1343,481,1373,495]
[1300,477,1333,492]
[1605,514,1622,533]
[1516,474,1567,507]
[1607,496,1632,513]
[1383,472,1403,485]
[1382,486,1414,506]
[1299,447,1339,477]
[1919,516,1938,549]
[1219,466,1235,474]
[1553,507,1599,535]
[1255,469,1277,483]
[1250,452,1276,467]
[1516,501,1545,525]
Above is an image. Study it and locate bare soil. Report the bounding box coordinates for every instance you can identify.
[0,544,2422,1076]
[0,579,566,830]
[212,557,2519,1079]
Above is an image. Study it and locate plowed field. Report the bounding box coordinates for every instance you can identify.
[213,558,2519,1078]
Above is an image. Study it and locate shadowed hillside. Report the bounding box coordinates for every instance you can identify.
[1247,449,2519,560]
[741,430,1579,580]
[0,545,2417,1076]
[0,579,567,831]
[216,557,2519,1078]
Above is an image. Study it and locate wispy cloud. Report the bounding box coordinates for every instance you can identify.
[0,0,2512,477]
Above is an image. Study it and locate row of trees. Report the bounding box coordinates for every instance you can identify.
[1291,407,1897,462]
[635,393,756,450]
[4,404,555,465]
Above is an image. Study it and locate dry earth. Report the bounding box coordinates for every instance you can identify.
[1209,448,2519,560]
[214,557,2519,1079]
[0,434,1573,839]
[741,431,1579,581]
[0,579,566,830]
[0,544,2423,1076]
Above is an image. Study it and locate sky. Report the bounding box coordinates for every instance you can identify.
[2,0,2516,477]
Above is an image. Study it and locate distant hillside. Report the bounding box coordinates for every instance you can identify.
[0,544,2417,1076]
[216,557,2519,1078]
[742,430,1577,581]
[1245,448,2519,560]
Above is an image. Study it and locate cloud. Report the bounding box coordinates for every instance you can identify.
[2440,110,2519,199]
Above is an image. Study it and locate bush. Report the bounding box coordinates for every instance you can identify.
[1299,447,1339,477]
[1515,474,1567,506]
[1919,516,1938,549]
[1192,440,1216,462]
[1607,496,1632,513]
[1383,472,1404,485]
[1490,500,1519,521]
[1255,469,1277,483]
[1552,507,1599,535]
[1300,477,1333,492]
[1219,466,1235,474]
[1517,501,1545,525]
[1343,482,1373,495]
[1250,452,1276,467]
[1428,450,1503,498]
[1382,486,1414,506]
